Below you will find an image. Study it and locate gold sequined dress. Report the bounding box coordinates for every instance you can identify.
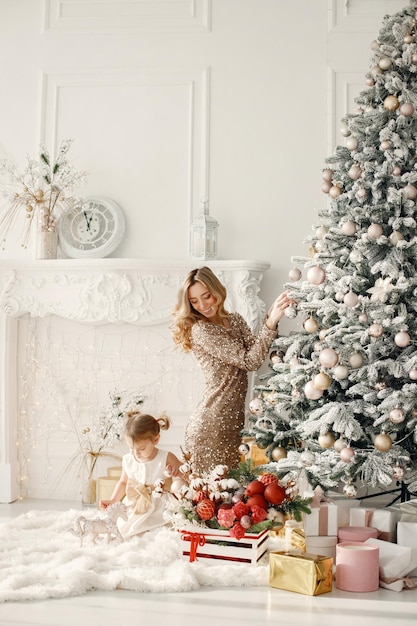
[185,312,277,473]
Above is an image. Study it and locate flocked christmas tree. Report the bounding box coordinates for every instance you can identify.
[244,0,417,499]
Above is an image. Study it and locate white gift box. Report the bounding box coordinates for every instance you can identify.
[180,527,269,565]
[327,491,360,527]
[392,499,417,523]
[397,521,417,576]
[349,506,399,542]
[365,537,417,583]
[303,502,338,537]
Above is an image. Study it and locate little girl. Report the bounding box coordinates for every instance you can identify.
[99,410,183,539]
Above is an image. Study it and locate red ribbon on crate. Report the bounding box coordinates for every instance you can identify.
[181,531,206,562]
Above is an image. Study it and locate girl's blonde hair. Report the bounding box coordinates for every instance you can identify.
[124,410,171,441]
[170,266,228,351]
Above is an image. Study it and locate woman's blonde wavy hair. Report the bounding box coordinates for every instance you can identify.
[170,266,228,351]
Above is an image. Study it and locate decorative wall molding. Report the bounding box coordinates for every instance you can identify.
[44,0,212,34]
[328,0,406,33]
[0,258,270,502]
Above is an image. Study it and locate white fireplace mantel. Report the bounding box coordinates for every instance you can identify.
[0,258,270,503]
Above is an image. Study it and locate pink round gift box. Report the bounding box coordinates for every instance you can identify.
[335,542,379,592]
[338,526,378,542]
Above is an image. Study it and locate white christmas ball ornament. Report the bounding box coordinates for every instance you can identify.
[365,77,375,87]
[357,188,367,199]
[378,55,392,70]
[400,102,414,117]
[367,223,383,239]
[384,95,400,111]
[346,136,359,151]
[368,323,384,338]
[304,316,319,333]
[341,220,357,236]
[349,352,364,368]
[390,231,404,245]
[344,483,357,498]
[405,34,414,44]
[322,169,333,182]
[344,292,359,308]
[358,312,368,323]
[333,364,349,380]
[371,40,380,51]
[307,266,326,285]
[313,372,332,390]
[395,331,410,347]
[340,447,355,463]
[409,369,417,380]
[318,432,336,449]
[389,408,405,424]
[380,139,392,151]
[271,446,287,461]
[340,124,350,137]
[404,184,417,200]
[374,433,393,452]
[249,397,263,415]
[393,466,404,480]
[304,380,324,400]
[334,438,348,452]
[285,305,297,319]
[335,291,345,302]
[350,249,362,263]
[288,267,302,281]
[315,225,328,239]
[349,164,362,180]
[319,348,339,368]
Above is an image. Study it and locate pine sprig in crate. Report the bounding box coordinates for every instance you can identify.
[167,459,312,540]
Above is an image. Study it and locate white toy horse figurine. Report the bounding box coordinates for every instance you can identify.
[70,502,128,546]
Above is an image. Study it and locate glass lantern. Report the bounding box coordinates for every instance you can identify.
[189,199,219,260]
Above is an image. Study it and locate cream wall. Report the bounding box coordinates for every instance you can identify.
[0,0,405,309]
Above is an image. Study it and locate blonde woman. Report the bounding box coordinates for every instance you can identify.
[171,266,290,473]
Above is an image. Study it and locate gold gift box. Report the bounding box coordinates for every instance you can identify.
[269,551,333,596]
[272,521,306,553]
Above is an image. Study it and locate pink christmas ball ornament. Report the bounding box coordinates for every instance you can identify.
[341,220,357,236]
[304,380,324,400]
[344,291,359,308]
[389,408,405,424]
[392,166,401,176]
[321,181,332,194]
[348,164,362,180]
[368,323,384,338]
[367,223,383,239]
[409,369,417,380]
[400,102,415,117]
[412,52,417,64]
[288,267,302,282]
[322,168,333,182]
[340,447,355,463]
[395,331,411,347]
[346,136,359,151]
[404,184,417,200]
[307,266,326,285]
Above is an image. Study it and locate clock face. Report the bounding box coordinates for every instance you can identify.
[58,196,125,258]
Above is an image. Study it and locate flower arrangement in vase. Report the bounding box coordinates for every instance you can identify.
[0,138,88,257]
[77,389,146,505]
[166,458,311,539]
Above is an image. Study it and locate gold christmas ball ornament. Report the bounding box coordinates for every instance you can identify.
[389,230,404,245]
[384,95,400,111]
[313,372,332,391]
[271,446,287,462]
[318,432,336,449]
[304,316,319,333]
[374,433,393,452]
[380,139,392,151]
[34,189,44,200]
[329,184,343,198]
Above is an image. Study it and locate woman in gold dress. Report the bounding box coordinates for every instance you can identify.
[171,266,291,473]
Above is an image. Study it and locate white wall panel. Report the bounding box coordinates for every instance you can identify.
[44,0,211,33]
[329,0,406,32]
[40,67,210,258]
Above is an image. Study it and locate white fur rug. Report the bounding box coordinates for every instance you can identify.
[0,508,280,602]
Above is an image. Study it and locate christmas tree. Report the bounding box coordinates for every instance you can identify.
[244,0,417,499]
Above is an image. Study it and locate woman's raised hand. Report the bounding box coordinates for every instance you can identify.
[266,291,292,330]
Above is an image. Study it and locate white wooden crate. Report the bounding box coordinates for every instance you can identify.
[180,527,269,565]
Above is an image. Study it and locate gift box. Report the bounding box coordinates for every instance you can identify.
[306,535,337,561]
[349,506,398,542]
[335,542,379,592]
[275,520,306,553]
[397,521,417,576]
[303,501,338,536]
[180,527,269,564]
[338,526,378,543]
[327,491,360,527]
[365,537,417,591]
[269,551,333,595]
[393,499,417,523]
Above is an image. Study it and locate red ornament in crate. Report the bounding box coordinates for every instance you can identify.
[196,499,215,521]
[264,482,286,505]
[259,473,279,486]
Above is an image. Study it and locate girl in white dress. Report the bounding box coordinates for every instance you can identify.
[99,411,182,539]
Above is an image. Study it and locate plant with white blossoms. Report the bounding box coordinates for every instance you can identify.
[81,389,146,480]
[0,138,88,249]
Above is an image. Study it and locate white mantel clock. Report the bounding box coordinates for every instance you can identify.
[58,196,125,258]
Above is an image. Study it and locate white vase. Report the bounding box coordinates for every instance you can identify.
[82,477,97,506]
[36,228,58,259]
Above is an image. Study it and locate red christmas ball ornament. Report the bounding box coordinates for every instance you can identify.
[340,447,355,462]
[245,480,265,497]
[196,498,216,521]
[259,473,279,486]
[263,482,286,505]
[246,494,268,510]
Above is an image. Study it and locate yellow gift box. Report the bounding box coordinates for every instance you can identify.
[269,551,333,596]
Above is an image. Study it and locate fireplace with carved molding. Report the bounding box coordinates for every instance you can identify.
[0,259,270,503]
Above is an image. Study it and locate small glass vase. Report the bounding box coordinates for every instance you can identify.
[82,477,97,506]
[36,227,58,259]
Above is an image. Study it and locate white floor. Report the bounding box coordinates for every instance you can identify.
[0,499,416,626]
